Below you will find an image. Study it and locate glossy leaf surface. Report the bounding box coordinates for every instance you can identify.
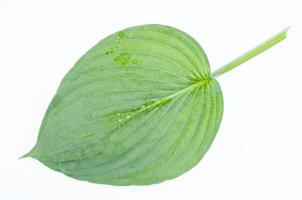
[25,24,223,185]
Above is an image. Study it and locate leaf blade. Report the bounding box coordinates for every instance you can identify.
[27,24,223,185]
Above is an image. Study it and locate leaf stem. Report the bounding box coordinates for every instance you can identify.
[212,27,289,78]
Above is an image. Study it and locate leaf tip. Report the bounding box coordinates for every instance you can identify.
[19,153,30,160]
[19,148,35,160]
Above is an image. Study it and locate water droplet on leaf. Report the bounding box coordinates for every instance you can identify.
[105,46,117,55]
[114,53,131,65]
[116,31,126,43]
[131,59,138,64]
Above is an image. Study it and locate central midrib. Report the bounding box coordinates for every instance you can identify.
[102,77,213,129]
[163,78,211,101]
[129,78,212,116]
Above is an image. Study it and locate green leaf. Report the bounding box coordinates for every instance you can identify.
[23,24,288,185]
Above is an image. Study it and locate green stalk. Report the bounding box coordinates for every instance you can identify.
[212,27,289,78]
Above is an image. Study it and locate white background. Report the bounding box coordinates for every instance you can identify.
[1,0,301,199]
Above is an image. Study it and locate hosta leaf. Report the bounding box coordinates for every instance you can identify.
[23,24,288,185]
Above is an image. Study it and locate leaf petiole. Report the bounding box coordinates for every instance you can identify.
[212,27,289,78]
